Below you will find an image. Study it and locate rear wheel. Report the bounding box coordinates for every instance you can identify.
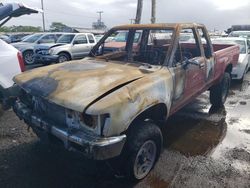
[210,72,231,107]
[121,121,163,181]
[23,50,35,65]
[58,52,70,63]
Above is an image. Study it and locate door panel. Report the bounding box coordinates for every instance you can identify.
[71,35,89,58]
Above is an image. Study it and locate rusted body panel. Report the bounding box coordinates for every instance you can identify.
[14,58,153,112]
[13,23,240,159]
[86,67,173,136]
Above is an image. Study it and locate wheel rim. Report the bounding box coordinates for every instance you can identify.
[58,55,68,63]
[133,140,157,179]
[24,51,34,64]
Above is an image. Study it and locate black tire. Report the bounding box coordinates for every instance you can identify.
[0,104,3,116]
[58,52,70,63]
[23,50,35,65]
[121,121,163,181]
[210,72,231,107]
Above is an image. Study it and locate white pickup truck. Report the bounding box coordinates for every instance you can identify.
[0,3,40,110]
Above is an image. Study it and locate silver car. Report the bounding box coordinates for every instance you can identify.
[12,33,62,65]
[34,33,96,64]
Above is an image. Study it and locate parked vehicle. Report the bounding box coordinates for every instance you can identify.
[212,37,250,81]
[0,34,11,43]
[34,33,96,64]
[228,31,250,46]
[104,31,141,52]
[9,33,31,43]
[231,25,250,32]
[0,2,39,110]
[12,33,63,65]
[13,23,239,180]
[94,34,104,42]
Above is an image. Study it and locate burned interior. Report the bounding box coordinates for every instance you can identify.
[90,26,175,65]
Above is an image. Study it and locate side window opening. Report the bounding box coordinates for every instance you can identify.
[87,34,95,43]
[91,29,174,65]
[173,28,201,66]
[74,35,88,44]
[198,28,212,58]
[134,29,173,65]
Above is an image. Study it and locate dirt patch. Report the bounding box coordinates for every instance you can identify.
[0,110,37,150]
[228,100,238,105]
[240,129,250,134]
[139,151,250,188]
[228,117,239,125]
[225,148,250,163]
[239,101,247,105]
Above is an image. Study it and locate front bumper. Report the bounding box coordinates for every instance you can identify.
[34,54,59,64]
[13,101,126,160]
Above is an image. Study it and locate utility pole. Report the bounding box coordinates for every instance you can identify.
[41,0,45,32]
[135,0,156,24]
[97,11,104,22]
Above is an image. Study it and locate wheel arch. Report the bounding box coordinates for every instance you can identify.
[58,51,72,60]
[124,103,168,134]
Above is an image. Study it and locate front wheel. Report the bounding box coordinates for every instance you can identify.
[210,72,231,107]
[23,50,35,65]
[58,52,70,63]
[122,121,163,181]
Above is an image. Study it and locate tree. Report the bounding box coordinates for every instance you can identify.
[50,22,70,32]
[0,25,41,32]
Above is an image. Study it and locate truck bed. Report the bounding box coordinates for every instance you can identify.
[213,44,240,82]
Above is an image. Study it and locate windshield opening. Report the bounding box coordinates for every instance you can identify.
[113,31,141,43]
[90,28,174,65]
[57,34,75,44]
[22,33,43,43]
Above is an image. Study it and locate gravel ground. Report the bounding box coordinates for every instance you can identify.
[0,72,250,188]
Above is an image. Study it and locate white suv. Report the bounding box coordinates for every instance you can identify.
[34,33,97,64]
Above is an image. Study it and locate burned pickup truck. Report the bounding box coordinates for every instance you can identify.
[13,23,239,180]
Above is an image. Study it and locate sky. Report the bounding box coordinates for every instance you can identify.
[1,0,250,31]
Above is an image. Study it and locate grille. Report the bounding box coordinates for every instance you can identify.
[20,89,67,128]
[35,49,49,55]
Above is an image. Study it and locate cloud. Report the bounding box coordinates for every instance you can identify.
[210,0,250,10]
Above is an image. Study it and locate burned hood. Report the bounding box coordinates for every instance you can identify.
[14,58,155,112]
